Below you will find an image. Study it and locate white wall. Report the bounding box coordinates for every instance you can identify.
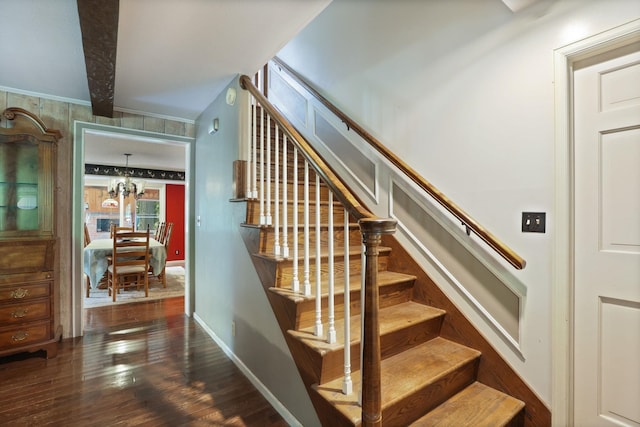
[193,78,320,426]
[277,0,640,405]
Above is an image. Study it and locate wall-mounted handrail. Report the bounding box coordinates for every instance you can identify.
[271,57,526,270]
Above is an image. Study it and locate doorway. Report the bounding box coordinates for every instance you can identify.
[553,20,640,426]
[72,122,195,335]
[573,44,640,427]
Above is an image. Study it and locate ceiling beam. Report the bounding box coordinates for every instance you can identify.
[77,0,119,118]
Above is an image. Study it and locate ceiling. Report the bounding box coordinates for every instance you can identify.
[84,130,187,171]
[0,0,330,121]
[0,0,535,172]
[0,0,330,172]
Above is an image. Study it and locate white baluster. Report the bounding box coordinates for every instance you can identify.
[314,174,323,337]
[266,115,272,225]
[327,192,336,344]
[292,148,299,292]
[251,103,257,199]
[359,242,365,406]
[303,161,311,296]
[282,135,289,258]
[246,99,252,199]
[343,207,352,394]
[259,107,266,224]
[274,125,280,256]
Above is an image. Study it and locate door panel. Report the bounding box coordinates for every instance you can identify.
[601,128,640,252]
[573,47,640,427]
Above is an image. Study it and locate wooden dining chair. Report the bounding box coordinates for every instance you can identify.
[155,222,166,243]
[107,229,150,302]
[149,222,173,288]
[163,222,173,247]
[160,223,173,287]
[84,223,91,246]
[84,223,92,298]
[110,224,134,238]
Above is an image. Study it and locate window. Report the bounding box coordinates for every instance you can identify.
[84,184,162,240]
[136,198,160,235]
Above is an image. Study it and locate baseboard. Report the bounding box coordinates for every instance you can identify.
[193,313,302,427]
[166,260,185,267]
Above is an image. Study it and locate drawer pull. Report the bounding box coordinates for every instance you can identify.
[11,308,28,318]
[12,331,28,342]
[10,288,30,299]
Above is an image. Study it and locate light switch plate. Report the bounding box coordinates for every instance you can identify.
[522,212,546,233]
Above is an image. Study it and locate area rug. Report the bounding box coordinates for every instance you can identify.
[84,266,185,308]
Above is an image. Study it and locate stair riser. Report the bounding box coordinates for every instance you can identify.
[316,316,444,384]
[255,227,362,254]
[247,181,332,200]
[245,200,348,226]
[252,162,323,181]
[383,359,479,427]
[294,280,414,331]
[275,251,390,288]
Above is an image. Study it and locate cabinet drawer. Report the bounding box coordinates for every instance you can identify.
[0,239,55,274]
[0,322,50,350]
[0,300,50,324]
[0,282,50,303]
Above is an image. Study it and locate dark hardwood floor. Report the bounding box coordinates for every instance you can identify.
[0,297,288,426]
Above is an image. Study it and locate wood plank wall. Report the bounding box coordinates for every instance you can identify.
[0,89,195,338]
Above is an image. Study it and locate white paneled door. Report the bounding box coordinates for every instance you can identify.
[573,47,640,427]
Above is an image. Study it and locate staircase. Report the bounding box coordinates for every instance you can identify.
[237,75,550,426]
[239,123,533,427]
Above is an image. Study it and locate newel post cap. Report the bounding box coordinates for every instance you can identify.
[358,218,397,236]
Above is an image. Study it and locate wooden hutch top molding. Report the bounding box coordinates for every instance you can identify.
[1,107,62,143]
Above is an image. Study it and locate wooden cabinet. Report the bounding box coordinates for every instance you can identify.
[0,108,61,359]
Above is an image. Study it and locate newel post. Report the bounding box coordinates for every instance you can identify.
[359,218,397,427]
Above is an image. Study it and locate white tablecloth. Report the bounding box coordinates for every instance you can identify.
[83,238,167,288]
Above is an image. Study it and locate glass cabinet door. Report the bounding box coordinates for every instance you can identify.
[0,141,40,232]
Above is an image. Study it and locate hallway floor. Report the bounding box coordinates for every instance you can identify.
[0,297,288,426]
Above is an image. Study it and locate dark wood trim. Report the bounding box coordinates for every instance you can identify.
[2,108,63,141]
[76,0,119,118]
[262,64,269,97]
[360,219,397,427]
[271,57,526,270]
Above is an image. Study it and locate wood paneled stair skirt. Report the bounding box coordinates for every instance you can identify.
[237,88,550,425]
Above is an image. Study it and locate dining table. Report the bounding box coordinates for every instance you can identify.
[83,238,167,289]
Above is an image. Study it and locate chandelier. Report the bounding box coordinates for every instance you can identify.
[108,153,145,199]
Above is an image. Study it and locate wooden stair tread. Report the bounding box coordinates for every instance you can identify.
[289,301,445,355]
[313,337,482,424]
[410,382,525,427]
[268,270,416,303]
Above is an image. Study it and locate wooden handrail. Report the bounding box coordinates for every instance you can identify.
[271,57,526,270]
